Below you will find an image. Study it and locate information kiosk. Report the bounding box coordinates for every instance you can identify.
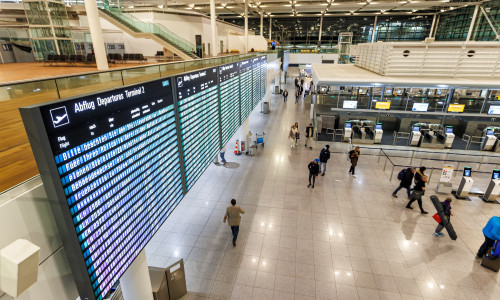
[344,121,352,142]
[374,123,383,144]
[482,128,496,151]
[457,166,473,198]
[444,126,455,149]
[483,169,500,202]
[409,124,421,146]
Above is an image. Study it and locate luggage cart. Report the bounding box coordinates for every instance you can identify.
[254,132,265,148]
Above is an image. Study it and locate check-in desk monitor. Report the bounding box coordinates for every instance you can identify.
[344,122,352,142]
[409,125,421,146]
[457,167,474,198]
[484,169,500,202]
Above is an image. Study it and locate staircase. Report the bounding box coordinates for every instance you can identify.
[99,8,198,60]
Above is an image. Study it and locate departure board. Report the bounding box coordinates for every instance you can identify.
[259,56,267,100]
[219,63,241,145]
[20,79,184,300]
[252,57,261,110]
[176,68,220,191]
[239,59,253,121]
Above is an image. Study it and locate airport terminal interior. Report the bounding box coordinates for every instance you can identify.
[1,0,500,300]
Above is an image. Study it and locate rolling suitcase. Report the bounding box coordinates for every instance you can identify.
[481,250,500,272]
[430,195,457,240]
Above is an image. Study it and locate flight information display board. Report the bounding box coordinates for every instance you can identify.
[259,56,267,101]
[252,57,261,109]
[239,59,253,121]
[219,62,241,145]
[20,79,183,300]
[176,68,220,191]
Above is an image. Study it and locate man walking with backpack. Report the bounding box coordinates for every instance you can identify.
[392,168,415,199]
[305,123,314,150]
[319,145,330,176]
[308,159,320,188]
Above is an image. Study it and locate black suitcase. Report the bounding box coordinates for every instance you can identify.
[481,251,500,272]
[430,195,457,240]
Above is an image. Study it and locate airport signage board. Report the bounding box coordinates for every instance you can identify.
[375,101,391,110]
[412,103,429,112]
[488,105,500,115]
[343,101,357,109]
[20,79,183,300]
[447,104,465,113]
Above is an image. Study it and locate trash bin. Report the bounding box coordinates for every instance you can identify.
[262,102,270,114]
[166,259,187,300]
[274,86,280,94]
[149,266,169,300]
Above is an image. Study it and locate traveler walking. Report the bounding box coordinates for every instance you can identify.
[305,123,314,149]
[308,159,320,188]
[406,170,428,214]
[294,122,300,142]
[289,125,298,148]
[319,145,331,176]
[476,216,500,258]
[348,146,360,177]
[294,77,299,87]
[283,89,288,102]
[392,168,416,198]
[223,199,246,247]
[220,146,227,165]
[295,88,300,103]
[433,197,453,237]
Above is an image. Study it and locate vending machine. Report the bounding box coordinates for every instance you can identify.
[409,125,421,146]
[444,126,455,149]
[482,128,497,151]
[457,166,473,198]
[374,123,383,144]
[483,169,500,202]
[343,121,352,142]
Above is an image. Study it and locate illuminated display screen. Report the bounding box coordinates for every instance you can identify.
[252,57,261,109]
[176,68,220,190]
[493,170,500,179]
[239,59,253,121]
[343,101,357,109]
[488,105,500,115]
[219,63,241,145]
[20,79,183,300]
[376,124,382,130]
[345,122,352,128]
[446,127,453,134]
[259,56,267,102]
[412,103,429,112]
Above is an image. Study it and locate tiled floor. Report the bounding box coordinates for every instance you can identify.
[145,78,500,300]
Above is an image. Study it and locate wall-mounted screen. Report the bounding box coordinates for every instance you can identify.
[239,59,253,121]
[343,101,357,109]
[252,57,261,109]
[20,79,183,300]
[447,104,465,113]
[219,63,240,145]
[488,105,500,115]
[375,102,391,110]
[176,68,220,191]
[412,103,429,112]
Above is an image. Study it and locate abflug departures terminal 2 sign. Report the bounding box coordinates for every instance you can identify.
[20,78,184,300]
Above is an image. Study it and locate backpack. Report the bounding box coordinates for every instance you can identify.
[397,169,407,180]
[490,241,500,258]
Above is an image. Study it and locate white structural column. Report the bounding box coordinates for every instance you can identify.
[244,0,249,53]
[84,0,109,70]
[371,15,378,43]
[466,4,480,41]
[318,15,323,46]
[429,14,436,38]
[260,13,263,36]
[120,250,153,300]
[210,0,217,56]
[84,0,108,70]
[269,17,272,40]
[432,15,440,38]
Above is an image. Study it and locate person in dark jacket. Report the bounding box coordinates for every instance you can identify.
[283,89,288,102]
[477,216,500,258]
[308,159,320,188]
[295,88,300,103]
[348,147,360,177]
[433,197,453,237]
[319,145,330,176]
[294,77,299,87]
[392,168,416,198]
[305,123,314,149]
[406,172,429,214]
